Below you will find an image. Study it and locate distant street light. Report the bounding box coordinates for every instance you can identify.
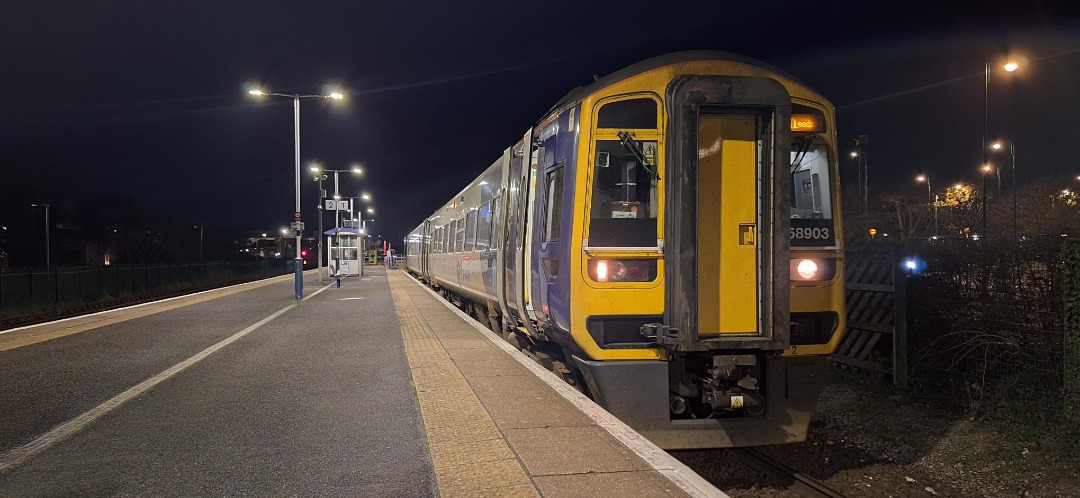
[30,203,50,269]
[248,87,345,300]
[982,58,1022,191]
[992,140,1018,238]
[981,164,993,233]
[916,175,936,237]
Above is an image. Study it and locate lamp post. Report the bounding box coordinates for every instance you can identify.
[982,59,1021,198]
[992,140,1017,238]
[310,168,328,281]
[30,203,50,269]
[193,225,204,262]
[248,87,344,300]
[311,164,362,278]
[981,164,992,234]
[916,175,936,237]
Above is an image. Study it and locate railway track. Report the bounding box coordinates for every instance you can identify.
[726,448,849,498]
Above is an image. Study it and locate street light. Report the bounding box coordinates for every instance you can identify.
[310,164,363,280]
[992,140,1017,238]
[915,175,933,236]
[310,164,364,278]
[981,164,993,234]
[248,87,345,300]
[982,59,1022,188]
[30,203,50,269]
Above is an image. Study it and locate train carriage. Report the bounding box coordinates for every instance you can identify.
[406,51,845,449]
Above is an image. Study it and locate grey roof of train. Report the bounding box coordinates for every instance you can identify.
[548,50,811,116]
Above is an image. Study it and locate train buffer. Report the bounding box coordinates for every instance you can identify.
[0,266,725,497]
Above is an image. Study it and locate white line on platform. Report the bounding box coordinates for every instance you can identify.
[339,297,365,300]
[0,282,335,474]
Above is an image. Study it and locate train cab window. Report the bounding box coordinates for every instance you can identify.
[464,210,477,252]
[790,141,833,220]
[588,139,659,247]
[597,98,656,129]
[476,202,492,251]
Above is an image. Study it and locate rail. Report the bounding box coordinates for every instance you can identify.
[726,448,848,498]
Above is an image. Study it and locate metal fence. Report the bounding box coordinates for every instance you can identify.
[837,238,1070,423]
[905,237,1065,422]
[0,259,290,320]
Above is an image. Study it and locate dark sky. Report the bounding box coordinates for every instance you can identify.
[2,0,1079,248]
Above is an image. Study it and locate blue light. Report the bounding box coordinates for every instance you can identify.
[903,257,927,274]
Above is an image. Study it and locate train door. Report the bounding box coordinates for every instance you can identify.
[527,119,562,326]
[696,113,759,335]
[422,219,431,278]
[504,130,540,337]
[664,76,790,348]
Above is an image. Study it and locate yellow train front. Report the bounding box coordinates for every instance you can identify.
[406,51,845,449]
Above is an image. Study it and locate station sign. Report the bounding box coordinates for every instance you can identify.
[325,199,351,211]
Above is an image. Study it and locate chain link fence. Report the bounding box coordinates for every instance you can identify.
[903,237,1067,423]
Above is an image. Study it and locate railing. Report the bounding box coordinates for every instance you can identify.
[0,260,290,321]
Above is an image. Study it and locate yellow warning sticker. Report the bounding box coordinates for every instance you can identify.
[642,141,657,165]
[731,395,744,408]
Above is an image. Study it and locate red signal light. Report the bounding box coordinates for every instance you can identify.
[301,249,309,257]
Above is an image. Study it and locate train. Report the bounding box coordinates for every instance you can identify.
[404,51,845,449]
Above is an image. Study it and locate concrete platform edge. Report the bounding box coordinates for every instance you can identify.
[399,271,727,498]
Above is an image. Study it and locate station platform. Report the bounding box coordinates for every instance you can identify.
[0,267,724,497]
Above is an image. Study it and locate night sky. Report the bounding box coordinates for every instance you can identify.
[2,1,1079,260]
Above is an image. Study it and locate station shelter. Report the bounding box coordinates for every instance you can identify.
[325,228,364,277]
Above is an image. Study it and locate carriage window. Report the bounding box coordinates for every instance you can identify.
[454,218,465,253]
[544,167,565,242]
[464,210,477,252]
[597,98,657,129]
[476,202,492,251]
[588,139,659,247]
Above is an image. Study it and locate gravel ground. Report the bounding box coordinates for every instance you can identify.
[675,374,1080,497]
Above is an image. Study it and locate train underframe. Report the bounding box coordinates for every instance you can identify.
[427,282,830,450]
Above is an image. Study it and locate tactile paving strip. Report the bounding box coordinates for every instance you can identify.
[388,273,539,497]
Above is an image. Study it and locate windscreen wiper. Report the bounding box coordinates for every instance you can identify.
[790,134,815,175]
[617,131,660,180]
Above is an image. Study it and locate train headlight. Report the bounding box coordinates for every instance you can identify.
[589,259,656,283]
[789,258,836,281]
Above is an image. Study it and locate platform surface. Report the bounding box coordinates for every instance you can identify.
[0,266,724,497]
